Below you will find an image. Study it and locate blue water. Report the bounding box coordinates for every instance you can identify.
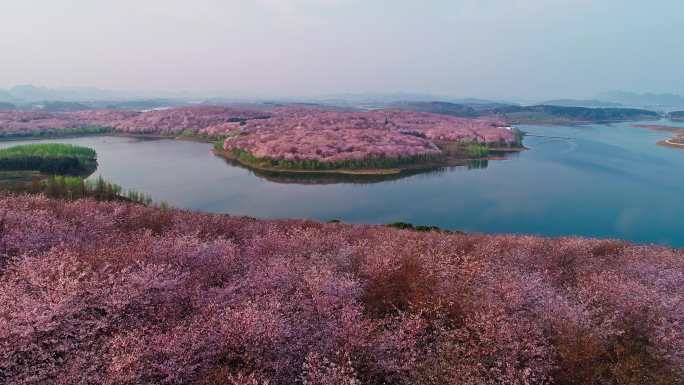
[2,121,682,246]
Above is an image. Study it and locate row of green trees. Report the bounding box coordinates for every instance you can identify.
[512,128,525,147]
[36,175,153,205]
[0,143,96,159]
[213,135,230,151]
[462,143,490,158]
[230,148,444,170]
[387,221,441,232]
[0,126,111,139]
[466,159,489,170]
[0,143,157,205]
[0,156,93,175]
[0,143,98,175]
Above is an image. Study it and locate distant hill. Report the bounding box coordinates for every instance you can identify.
[599,91,684,108]
[0,90,14,102]
[0,84,195,111]
[541,99,623,108]
[391,101,516,117]
[391,101,480,117]
[670,111,684,121]
[9,85,53,101]
[316,93,516,110]
[93,99,187,110]
[494,105,660,124]
[0,102,16,110]
[8,85,128,102]
[319,92,445,104]
[1,84,191,103]
[32,101,93,112]
[445,98,515,107]
[389,101,659,124]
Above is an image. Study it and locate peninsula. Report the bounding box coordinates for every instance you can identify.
[217,108,523,175]
[632,124,684,149]
[0,106,524,175]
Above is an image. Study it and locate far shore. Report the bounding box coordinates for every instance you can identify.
[507,117,661,126]
[0,131,178,143]
[631,124,684,150]
[659,138,684,148]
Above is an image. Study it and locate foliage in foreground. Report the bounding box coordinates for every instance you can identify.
[0,196,682,385]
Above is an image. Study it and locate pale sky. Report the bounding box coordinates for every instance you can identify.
[1,0,682,100]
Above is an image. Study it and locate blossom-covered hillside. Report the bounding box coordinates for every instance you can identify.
[0,107,266,138]
[1,106,519,170]
[0,110,134,134]
[241,108,514,144]
[1,195,682,384]
[109,107,268,136]
[223,109,518,169]
[224,128,442,163]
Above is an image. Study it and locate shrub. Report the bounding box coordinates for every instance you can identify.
[462,143,489,158]
[387,221,414,230]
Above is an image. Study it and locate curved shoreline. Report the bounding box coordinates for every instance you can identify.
[213,146,526,176]
[0,131,180,143]
[631,124,684,150]
[659,138,684,148]
[0,132,528,175]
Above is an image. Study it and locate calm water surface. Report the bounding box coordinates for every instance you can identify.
[2,121,683,246]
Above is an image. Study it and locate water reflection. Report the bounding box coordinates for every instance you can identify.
[220,156,496,185]
[466,159,489,170]
[222,159,443,185]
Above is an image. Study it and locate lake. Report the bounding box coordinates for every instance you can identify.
[1,121,683,247]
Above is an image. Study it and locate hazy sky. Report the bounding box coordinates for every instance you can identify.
[1,0,682,100]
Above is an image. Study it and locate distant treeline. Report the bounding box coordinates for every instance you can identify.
[495,105,659,122]
[0,102,15,110]
[387,221,442,232]
[397,101,660,122]
[0,126,111,140]
[225,141,498,171]
[670,111,684,121]
[32,101,92,112]
[0,143,97,175]
[0,156,91,174]
[229,148,443,170]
